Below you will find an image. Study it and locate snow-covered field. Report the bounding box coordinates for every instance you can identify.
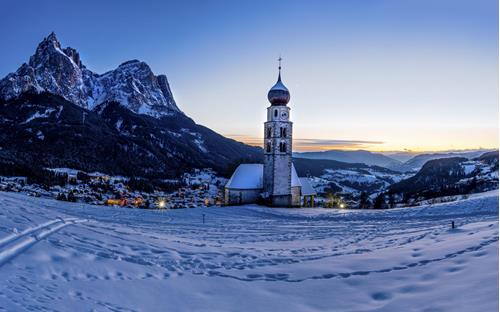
[0,190,497,311]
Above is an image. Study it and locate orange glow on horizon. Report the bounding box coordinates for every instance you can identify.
[225,134,499,153]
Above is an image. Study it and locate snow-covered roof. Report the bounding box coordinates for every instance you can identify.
[225,164,263,190]
[291,164,301,187]
[299,177,316,196]
[226,163,302,190]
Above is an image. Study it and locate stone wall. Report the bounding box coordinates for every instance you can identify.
[224,188,261,205]
[291,186,301,207]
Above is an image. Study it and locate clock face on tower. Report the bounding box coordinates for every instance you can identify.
[280,111,288,120]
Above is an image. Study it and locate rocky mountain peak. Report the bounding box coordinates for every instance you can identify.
[46,31,59,43]
[29,32,82,69]
[0,33,181,117]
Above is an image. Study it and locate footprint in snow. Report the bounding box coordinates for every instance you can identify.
[446,266,463,273]
[371,291,392,301]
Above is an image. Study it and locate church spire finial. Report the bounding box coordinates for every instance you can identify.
[268,55,290,105]
[278,55,282,81]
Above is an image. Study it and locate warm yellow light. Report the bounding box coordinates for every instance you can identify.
[340,203,345,209]
[157,199,166,208]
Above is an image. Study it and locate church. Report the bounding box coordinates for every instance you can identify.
[224,61,316,207]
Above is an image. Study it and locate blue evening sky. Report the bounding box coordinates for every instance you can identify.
[0,0,498,151]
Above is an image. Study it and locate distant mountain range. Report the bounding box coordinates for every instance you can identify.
[294,150,401,170]
[399,151,494,172]
[294,149,496,172]
[0,33,262,177]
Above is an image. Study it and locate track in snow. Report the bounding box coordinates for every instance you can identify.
[0,217,86,267]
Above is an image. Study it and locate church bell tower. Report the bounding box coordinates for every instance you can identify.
[263,58,293,207]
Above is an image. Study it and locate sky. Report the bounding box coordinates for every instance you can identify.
[0,0,498,152]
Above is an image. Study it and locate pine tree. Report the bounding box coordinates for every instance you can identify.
[373,193,386,209]
[358,192,371,209]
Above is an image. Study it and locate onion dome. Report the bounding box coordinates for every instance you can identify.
[267,64,290,106]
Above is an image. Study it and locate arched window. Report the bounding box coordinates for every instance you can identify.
[267,127,272,138]
[274,109,278,117]
[280,127,286,138]
[279,142,286,153]
[266,143,271,153]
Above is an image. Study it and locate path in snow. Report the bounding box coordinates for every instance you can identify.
[0,217,86,267]
[0,191,497,311]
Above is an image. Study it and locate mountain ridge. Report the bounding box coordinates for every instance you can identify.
[0,33,263,177]
[0,32,180,118]
[294,150,405,171]
[294,149,496,172]
[0,92,262,177]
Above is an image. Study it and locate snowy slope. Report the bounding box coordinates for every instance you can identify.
[0,191,497,311]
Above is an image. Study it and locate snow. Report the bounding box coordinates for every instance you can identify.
[194,138,207,153]
[0,191,497,311]
[462,162,477,175]
[21,108,55,124]
[168,130,181,138]
[325,169,378,183]
[299,177,316,195]
[36,130,44,140]
[46,167,81,177]
[114,119,123,130]
[291,163,301,187]
[226,164,263,189]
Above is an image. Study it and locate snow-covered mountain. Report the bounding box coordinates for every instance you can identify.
[0,32,180,118]
[0,33,262,177]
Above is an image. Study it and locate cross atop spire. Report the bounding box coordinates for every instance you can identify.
[277,56,282,81]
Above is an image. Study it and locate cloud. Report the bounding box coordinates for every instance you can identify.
[293,139,384,151]
[225,135,384,151]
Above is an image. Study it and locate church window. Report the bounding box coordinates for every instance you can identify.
[279,142,287,153]
[267,127,272,138]
[266,143,271,153]
[274,109,278,117]
[280,127,286,138]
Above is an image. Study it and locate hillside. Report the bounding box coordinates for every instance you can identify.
[401,150,494,172]
[0,92,261,177]
[389,152,498,201]
[0,33,262,177]
[293,158,406,196]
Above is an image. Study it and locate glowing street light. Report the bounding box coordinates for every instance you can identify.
[157,199,166,209]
